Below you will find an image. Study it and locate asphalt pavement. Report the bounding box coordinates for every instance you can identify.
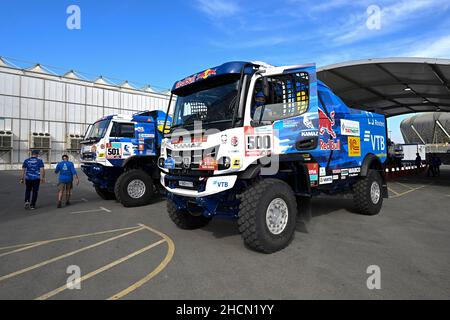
[0,166,449,299]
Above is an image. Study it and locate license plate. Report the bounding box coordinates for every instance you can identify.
[178,181,194,188]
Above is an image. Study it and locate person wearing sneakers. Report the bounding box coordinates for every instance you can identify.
[21,150,45,210]
[55,154,79,208]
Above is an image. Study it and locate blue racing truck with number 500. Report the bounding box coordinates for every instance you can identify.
[80,110,171,207]
[158,61,388,253]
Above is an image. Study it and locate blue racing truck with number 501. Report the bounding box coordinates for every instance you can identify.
[158,61,388,253]
[80,110,170,207]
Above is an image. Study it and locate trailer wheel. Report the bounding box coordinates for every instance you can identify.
[352,169,383,215]
[95,186,116,200]
[114,169,154,207]
[167,199,211,229]
[238,179,297,253]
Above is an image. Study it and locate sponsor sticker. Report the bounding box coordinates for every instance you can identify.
[319,176,333,185]
[301,130,318,137]
[231,158,241,169]
[349,167,361,174]
[319,167,326,176]
[164,157,175,169]
[333,175,339,180]
[306,163,319,186]
[244,126,273,157]
[340,119,360,136]
[320,139,340,150]
[212,180,229,188]
[199,156,218,171]
[106,142,122,159]
[348,136,361,157]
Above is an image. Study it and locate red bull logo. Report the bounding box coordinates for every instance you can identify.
[318,108,336,138]
[196,68,217,80]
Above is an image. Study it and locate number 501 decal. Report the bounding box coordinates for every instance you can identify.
[245,126,273,157]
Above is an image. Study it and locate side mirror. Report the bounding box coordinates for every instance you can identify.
[262,77,269,97]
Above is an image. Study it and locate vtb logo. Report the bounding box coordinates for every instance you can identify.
[213,181,228,188]
[371,135,385,151]
[318,109,336,138]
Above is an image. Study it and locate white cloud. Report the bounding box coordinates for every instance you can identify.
[195,0,240,18]
[409,35,450,58]
[332,0,449,45]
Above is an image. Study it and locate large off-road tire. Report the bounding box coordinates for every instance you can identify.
[167,199,211,229]
[114,169,154,207]
[238,179,297,254]
[95,186,116,200]
[352,169,383,216]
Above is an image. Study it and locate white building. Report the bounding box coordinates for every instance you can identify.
[0,57,171,169]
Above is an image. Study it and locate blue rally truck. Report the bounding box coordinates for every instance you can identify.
[81,110,170,207]
[159,61,388,253]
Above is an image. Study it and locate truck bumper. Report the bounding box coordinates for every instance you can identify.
[161,172,238,198]
[81,163,122,190]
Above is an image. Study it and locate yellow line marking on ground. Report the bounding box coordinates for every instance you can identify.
[108,223,175,300]
[0,227,144,283]
[35,239,166,300]
[0,242,46,258]
[0,226,140,252]
[390,185,426,199]
[387,187,400,196]
[393,182,415,190]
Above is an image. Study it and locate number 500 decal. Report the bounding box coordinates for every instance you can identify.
[245,126,273,157]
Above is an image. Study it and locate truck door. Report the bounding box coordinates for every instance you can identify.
[254,64,319,154]
[134,122,156,156]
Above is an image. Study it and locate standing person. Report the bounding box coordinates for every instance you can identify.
[415,152,422,174]
[427,154,436,177]
[55,155,79,208]
[21,150,45,210]
[434,155,442,177]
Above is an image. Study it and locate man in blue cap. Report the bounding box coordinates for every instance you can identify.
[21,150,45,210]
[55,154,79,208]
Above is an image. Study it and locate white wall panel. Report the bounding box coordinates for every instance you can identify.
[20,120,30,140]
[0,73,20,96]
[105,90,120,108]
[45,80,65,101]
[21,77,44,99]
[0,95,20,118]
[86,87,103,106]
[86,106,103,123]
[49,122,65,141]
[12,119,20,138]
[67,84,85,104]
[67,103,85,123]
[45,101,65,121]
[30,120,47,134]
[21,98,44,120]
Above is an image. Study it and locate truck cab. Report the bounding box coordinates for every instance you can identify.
[81,110,169,207]
[159,61,388,253]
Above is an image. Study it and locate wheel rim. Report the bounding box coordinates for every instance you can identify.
[127,179,146,199]
[266,198,289,235]
[370,181,381,204]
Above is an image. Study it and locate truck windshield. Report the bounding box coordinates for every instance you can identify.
[84,119,110,141]
[171,78,239,131]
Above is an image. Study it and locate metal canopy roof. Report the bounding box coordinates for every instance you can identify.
[317,58,450,118]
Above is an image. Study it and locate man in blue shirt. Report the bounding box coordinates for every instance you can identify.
[55,154,79,208]
[21,150,45,210]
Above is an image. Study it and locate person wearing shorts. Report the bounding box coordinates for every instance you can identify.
[55,155,79,208]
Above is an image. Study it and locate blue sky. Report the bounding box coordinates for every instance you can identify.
[1,0,450,142]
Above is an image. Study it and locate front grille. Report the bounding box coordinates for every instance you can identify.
[82,152,96,161]
[167,146,219,168]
